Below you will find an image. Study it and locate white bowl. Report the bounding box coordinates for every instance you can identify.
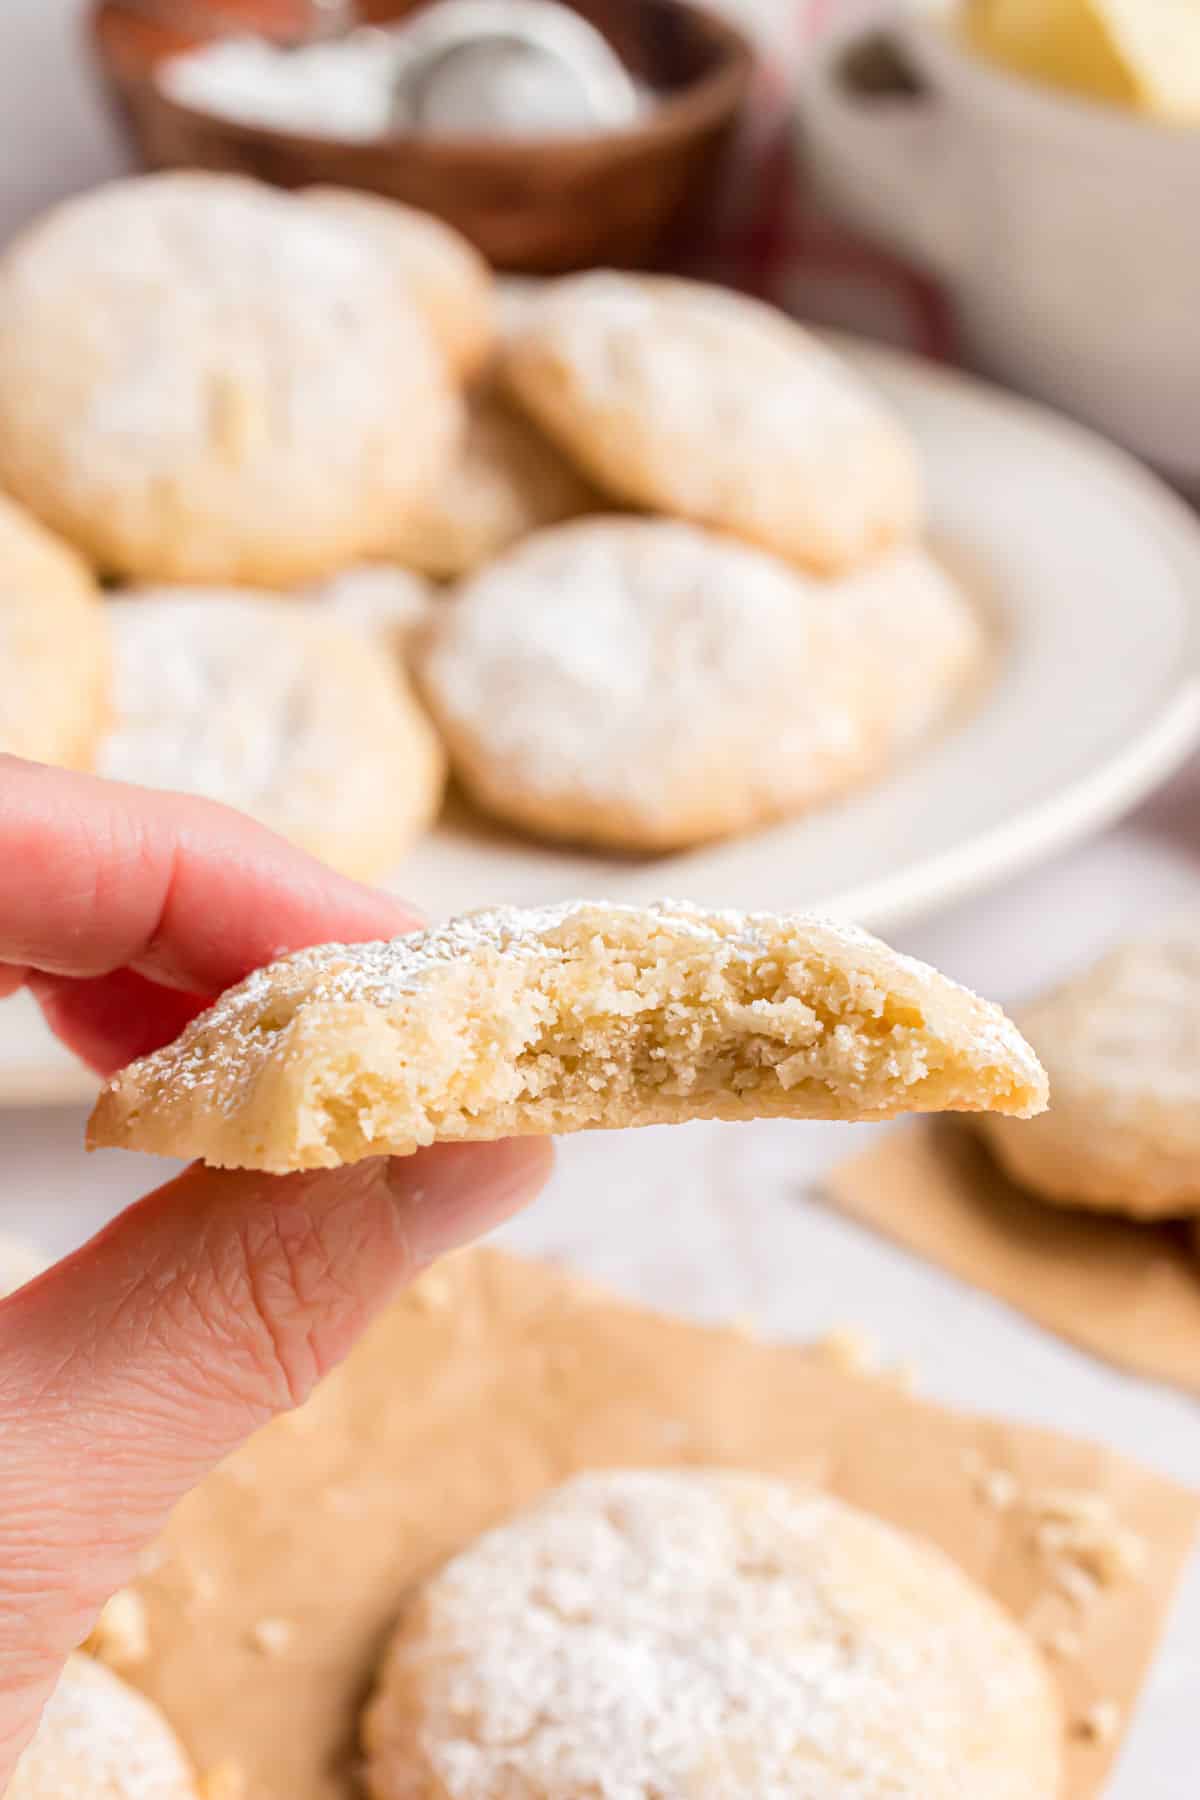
[800,14,1200,488]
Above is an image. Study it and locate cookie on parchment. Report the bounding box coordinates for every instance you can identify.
[0,494,109,770]
[979,921,1200,1219]
[363,1470,1062,1800]
[418,518,979,853]
[8,1654,197,1800]
[88,899,1046,1171]
[0,173,460,586]
[98,590,445,881]
[502,272,921,575]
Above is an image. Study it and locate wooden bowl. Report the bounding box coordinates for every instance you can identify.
[88,0,754,271]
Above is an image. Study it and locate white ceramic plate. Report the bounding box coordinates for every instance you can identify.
[4,338,1200,1106]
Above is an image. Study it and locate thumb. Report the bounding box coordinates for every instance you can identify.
[0,1137,551,1777]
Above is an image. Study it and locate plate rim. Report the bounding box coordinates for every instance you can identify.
[821,335,1200,930]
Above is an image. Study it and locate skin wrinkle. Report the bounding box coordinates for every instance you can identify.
[234,1167,412,1414]
[112,810,189,989]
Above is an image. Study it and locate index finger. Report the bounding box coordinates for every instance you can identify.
[0,758,416,994]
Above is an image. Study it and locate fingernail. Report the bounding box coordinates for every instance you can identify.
[387,1138,554,1265]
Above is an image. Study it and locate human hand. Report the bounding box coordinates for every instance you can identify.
[0,757,552,1782]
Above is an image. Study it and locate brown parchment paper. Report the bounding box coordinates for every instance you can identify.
[123,1249,1197,1800]
[826,1124,1200,1396]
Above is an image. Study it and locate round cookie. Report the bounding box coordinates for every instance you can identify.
[978,922,1200,1218]
[418,518,979,853]
[0,494,109,769]
[309,563,436,662]
[88,900,1047,1172]
[98,590,445,880]
[386,388,601,579]
[303,186,494,380]
[0,172,460,585]
[363,1470,1062,1800]
[502,272,922,575]
[8,1653,197,1799]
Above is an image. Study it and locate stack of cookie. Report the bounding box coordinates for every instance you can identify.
[0,170,981,873]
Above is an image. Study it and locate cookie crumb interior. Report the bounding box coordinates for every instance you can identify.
[90,902,1045,1171]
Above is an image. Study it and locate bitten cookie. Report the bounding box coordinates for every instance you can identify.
[0,494,109,769]
[98,590,445,880]
[386,387,600,579]
[978,921,1200,1218]
[363,1470,1062,1800]
[502,272,921,574]
[88,899,1047,1171]
[8,1654,197,1800]
[0,173,460,585]
[418,518,979,853]
[303,185,495,379]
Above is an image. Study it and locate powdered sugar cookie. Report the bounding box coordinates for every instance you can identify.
[978,921,1200,1218]
[303,186,494,380]
[8,1654,197,1799]
[502,272,921,574]
[364,1470,1062,1800]
[386,388,600,579]
[0,173,460,585]
[98,590,445,880]
[0,494,109,769]
[88,900,1046,1171]
[309,563,436,661]
[419,519,979,853]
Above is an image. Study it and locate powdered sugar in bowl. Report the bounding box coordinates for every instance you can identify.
[89,0,754,271]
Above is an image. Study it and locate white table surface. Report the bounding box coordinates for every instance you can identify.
[2,4,1198,1794]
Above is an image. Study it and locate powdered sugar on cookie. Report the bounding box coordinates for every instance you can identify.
[420,519,978,852]
[8,1655,197,1800]
[88,900,1046,1171]
[365,1471,1061,1800]
[502,273,921,573]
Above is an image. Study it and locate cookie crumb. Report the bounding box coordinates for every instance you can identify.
[249,1617,294,1656]
[85,1588,149,1667]
[980,1468,1019,1511]
[200,1761,247,1800]
[409,1269,452,1311]
[1076,1700,1120,1745]
[812,1324,878,1375]
[962,1456,1018,1510]
[1048,1559,1101,1609]
[885,1358,919,1394]
[1044,1626,1083,1661]
[187,1566,219,1607]
[1031,1489,1146,1586]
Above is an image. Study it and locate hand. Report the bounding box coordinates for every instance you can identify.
[0,757,552,1782]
